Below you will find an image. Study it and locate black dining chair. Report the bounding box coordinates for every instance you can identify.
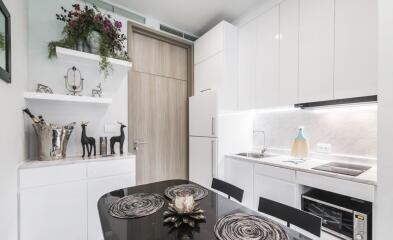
[258,197,322,237]
[211,178,244,202]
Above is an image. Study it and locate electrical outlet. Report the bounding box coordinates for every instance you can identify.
[104,124,118,133]
[316,143,332,154]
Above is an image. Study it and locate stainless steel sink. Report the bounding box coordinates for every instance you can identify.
[236,152,276,159]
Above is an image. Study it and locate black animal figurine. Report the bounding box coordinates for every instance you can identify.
[81,122,96,157]
[110,122,126,155]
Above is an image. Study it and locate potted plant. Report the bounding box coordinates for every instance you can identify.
[48,4,128,78]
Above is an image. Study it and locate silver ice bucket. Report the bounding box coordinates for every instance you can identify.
[33,122,76,161]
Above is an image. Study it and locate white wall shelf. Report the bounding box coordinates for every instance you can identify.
[24,92,112,104]
[56,47,132,71]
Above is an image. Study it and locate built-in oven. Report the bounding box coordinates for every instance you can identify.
[302,189,372,240]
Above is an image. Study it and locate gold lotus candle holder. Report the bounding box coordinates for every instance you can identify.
[163,194,205,228]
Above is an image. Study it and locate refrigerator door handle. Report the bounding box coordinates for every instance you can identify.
[211,140,216,178]
[211,117,215,136]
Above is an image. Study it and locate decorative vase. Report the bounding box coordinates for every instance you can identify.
[290,127,309,160]
[87,31,101,54]
[76,40,90,53]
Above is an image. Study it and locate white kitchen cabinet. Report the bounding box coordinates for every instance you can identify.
[334,0,377,99]
[19,156,136,240]
[224,157,254,208]
[193,21,238,110]
[88,174,134,240]
[189,91,217,137]
[298,0,334,103]
[253,164,298,209]
[279,0,299,106]
[20,181,88,240]
[194,23,224,64]
[254,6,280,108]
[238,19,257,110]
[194,52,224,94]
[189,136,217,188]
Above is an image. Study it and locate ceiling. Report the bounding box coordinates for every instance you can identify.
[109,0,262,36]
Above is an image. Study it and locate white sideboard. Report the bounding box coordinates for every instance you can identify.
[19,155,136,240]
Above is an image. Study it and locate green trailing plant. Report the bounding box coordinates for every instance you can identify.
[48,4,128,78]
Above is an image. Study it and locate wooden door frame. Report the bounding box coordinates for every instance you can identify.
[127,22,193,180]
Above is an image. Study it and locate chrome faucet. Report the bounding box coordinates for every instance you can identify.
[253,130,267,155]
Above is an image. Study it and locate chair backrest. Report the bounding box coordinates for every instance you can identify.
[211,178,244,202]
[258,197,322,237]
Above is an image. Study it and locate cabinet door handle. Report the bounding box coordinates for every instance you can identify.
[211,117,215,136]
[200,88,211,93]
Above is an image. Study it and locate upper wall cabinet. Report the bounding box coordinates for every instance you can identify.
[298,0,335,103]
[194,24,224,65]
[279,0,300,106]
[334,0,378,99]
[254,6,280,109]
[237,0,377,108]
[238,1,299,110]
[238,19,257,110]
[194,21,238,110]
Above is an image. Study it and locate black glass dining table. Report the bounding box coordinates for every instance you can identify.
[98,179,312,240]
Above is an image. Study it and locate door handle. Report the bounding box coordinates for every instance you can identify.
[133,140,148,151]
[200,88,211,93]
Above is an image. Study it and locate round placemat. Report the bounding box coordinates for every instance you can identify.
[164,184,208,201]
[214,213,288,240]
[109,193,165,219]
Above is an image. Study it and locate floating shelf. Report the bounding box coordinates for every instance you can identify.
[56,47,132,71]
[24,92,112,104]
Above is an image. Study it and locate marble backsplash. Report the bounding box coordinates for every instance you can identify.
[253,106,378,160]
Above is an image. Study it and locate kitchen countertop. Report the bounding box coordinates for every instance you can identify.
[19,153,136,169]
[226,154,377,186]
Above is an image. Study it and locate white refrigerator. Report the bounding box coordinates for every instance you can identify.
[189,91,253,188]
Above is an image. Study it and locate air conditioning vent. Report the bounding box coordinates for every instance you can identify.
[160,24,183,38]
[160,24,198,42]
[184,33,198,42]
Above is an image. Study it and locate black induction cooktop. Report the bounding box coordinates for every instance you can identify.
[312,162,372,176]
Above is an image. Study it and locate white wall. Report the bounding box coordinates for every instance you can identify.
[0,1,28,240]
[376,0,393,238]
[27,0,129,158]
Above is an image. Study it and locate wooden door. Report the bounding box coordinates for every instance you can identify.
[128,25,191,184]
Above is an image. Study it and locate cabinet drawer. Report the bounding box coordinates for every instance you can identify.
[254,164,296,182]
[296,171,375,202]
[19,164,87,189]
[87,158,135,178]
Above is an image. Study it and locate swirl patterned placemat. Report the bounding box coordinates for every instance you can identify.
[164,184,209,201]
[214,213,288,240]
[109,193,165,219]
